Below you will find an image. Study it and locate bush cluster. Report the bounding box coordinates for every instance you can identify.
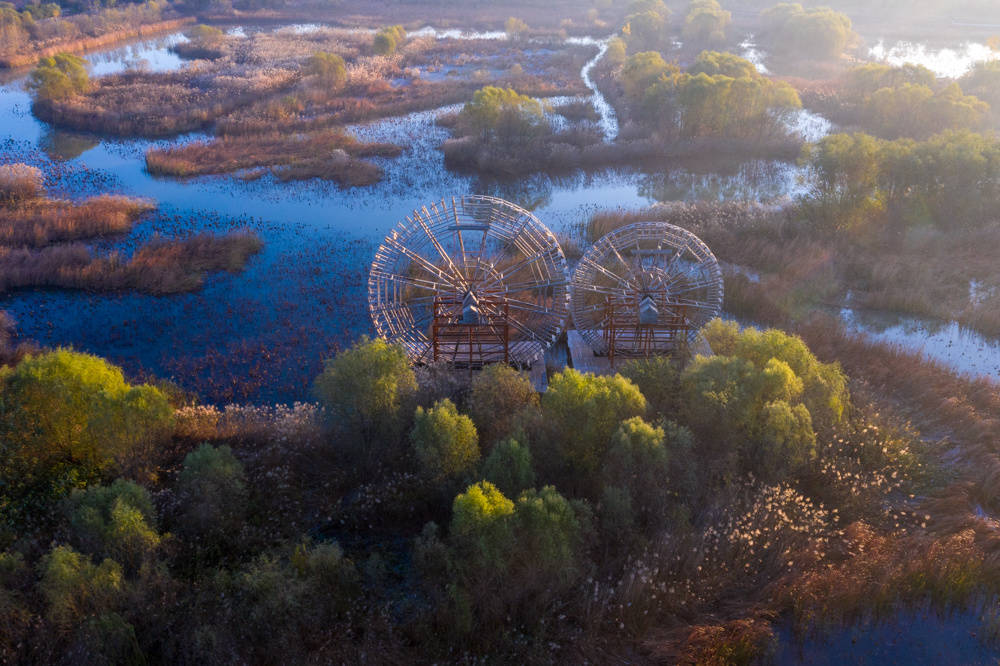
[620,50,800,139]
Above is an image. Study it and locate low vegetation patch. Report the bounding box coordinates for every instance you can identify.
[0,162,261,296]
[145,130,402,186]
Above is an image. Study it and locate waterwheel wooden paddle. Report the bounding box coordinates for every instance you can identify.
[368,195,570,366]
[570,221,723,364]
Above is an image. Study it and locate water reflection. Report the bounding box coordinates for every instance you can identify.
[840,307,1000,382]
[869,39,997,78]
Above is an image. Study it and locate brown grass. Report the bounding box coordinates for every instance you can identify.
[35,66,298,137]
[145,130,401,186]
[0,232,262,295]
[0,194,153,247]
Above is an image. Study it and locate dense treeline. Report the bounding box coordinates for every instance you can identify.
[814,63,992,139]
[803,129,1000,232]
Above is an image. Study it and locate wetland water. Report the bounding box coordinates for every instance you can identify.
[0,25,824,403]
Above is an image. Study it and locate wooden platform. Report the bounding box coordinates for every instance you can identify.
[529,361,548,393]
[567,330,612,375]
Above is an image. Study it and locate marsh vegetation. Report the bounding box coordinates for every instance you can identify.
[2,0,1000,661]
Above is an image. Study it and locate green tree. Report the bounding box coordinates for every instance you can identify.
[961,60,1000,107]
[0,350,172,531]
[701,319,848,429]
[39,545,122,628]
[621,50,673,101]
[28,53,89,101]
[187,23,223,46]
[845,63,936,100]
[622,9,668,52]
[312,336,417,459]
[411,399,480,481]
[447,481,585,635]
[65,479,160,572]
[760,3,854,60]
[619,355,681,418]
[460,86,547,145]
[304,51,346,89]
[465,364,538,449]
[504,16,528,41]
[373,25,404,56]
[689,50,756,79]
[481,438,535,497]
[539,369,646,482]
[605,36,627,66]
[683,321,842,481]
[175,444,247,553]
[683,0,731,47]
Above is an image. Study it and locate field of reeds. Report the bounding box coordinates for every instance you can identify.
[0,162,261,296]
[145,130,402,185]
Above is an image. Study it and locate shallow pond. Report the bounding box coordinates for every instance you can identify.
[775,607,1000,665]
[840,307,1000,383]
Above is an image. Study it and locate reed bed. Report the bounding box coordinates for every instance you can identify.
[0,195,152,247]
[145,130,401,185]
[0,232,262,295]
[36,66,299,137]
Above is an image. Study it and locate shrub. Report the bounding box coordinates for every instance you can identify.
[65,479,160,572]
[447,482,586,635]
[605,36,627,66]
[28,53,89,101]
[459,86,548,145]
[619,355,682,418]
[682,323,832,482]
[759,3,854,60]
[187,23,223,46]
[622,8,669,52]
[0,163,43,204]
[312,337,417,460]
[481,438,535,497]
[373,25,404,55]
[210,541,358,662]
[602,417,692,531]
[701,319,849,429]
[465,364,538,449]
[175,444,247,552]
[504,16,528,41]
[411,399,480,481]
[39,545,122,628]
[0,350,173,531]
[539,369,646,485]
[304,51,346,89]
[683,0,731,47]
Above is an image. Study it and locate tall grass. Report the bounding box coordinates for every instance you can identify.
[0,194,153,247]
[0,232,262,295]
[145,130,401,185]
